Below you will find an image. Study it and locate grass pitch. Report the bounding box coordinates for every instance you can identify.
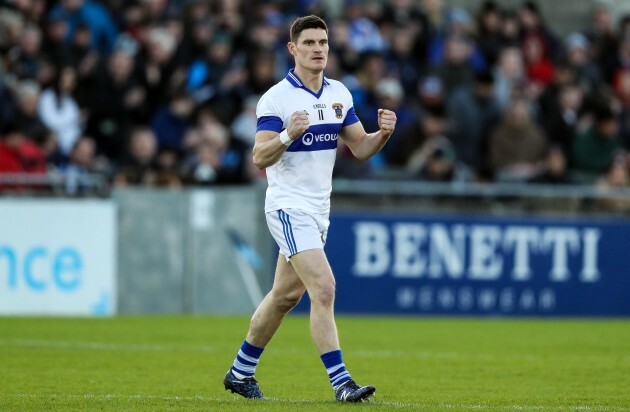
[0,316,629,411]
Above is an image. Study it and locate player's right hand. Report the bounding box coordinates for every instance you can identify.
[287,110,309,140]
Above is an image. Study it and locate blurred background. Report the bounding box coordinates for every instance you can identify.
[1,0,629,317]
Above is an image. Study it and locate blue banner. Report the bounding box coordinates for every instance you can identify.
[295,212,630,316]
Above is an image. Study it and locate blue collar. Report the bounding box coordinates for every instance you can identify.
[285,69,329,99]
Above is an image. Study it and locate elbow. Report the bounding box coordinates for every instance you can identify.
[355,152,371,162]
[252,154,265,170]
[351,148,372,162]
[252,149,266,170]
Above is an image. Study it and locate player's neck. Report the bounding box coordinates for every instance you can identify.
[294,67,324,93]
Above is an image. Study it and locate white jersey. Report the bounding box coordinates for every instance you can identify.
[256,69,360,214]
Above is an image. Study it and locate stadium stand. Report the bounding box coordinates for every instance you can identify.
[0,0,629,211]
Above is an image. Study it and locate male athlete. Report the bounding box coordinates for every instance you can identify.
[224,15,397,402]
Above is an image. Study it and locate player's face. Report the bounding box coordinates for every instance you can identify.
[291,28,328,72]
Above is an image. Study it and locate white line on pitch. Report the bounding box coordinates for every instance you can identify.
[0,339,216,353]
[6,394,624,410]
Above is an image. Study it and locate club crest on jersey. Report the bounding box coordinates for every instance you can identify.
[332,103,343,119]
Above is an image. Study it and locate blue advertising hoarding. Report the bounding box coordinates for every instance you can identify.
[296,212,630,316]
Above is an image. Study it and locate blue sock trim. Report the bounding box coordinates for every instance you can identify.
[329,367,346,379]
[231,366,249,376]
[321,350,343,368]
[241,340,264,359]
[321,350,352,389]
[236,354,257,366]
[231,340,264,378]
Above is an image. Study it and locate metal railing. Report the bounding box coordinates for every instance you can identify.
[0,172,109,196]
[332,179,630,200]
[2,173,630,214]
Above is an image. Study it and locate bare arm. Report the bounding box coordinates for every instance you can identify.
[252,111,310,169]
[340,108,397,161]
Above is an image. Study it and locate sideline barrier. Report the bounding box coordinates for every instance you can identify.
[2,185,629,316]
[0,200,117,315]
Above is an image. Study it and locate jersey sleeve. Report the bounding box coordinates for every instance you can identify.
[341,85,360,128]
[256,90,283,133]
[342,106,360,127]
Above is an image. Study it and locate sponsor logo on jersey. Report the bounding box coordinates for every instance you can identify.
[332,103,343,119]
[286,123,342,152]
[302,132,338,146]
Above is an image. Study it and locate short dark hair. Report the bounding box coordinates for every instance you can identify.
[290,15,328,43]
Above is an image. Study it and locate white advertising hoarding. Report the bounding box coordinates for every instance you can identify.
[0,200,116,315]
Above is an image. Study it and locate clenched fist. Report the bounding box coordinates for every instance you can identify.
[378,108,397,139]
[287,110,310,140]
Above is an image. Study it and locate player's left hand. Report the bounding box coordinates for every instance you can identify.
[378,108,397,139]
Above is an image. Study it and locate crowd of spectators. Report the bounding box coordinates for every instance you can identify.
[1,0,630,201]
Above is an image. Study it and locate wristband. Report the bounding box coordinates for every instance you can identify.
[279,129,293,146]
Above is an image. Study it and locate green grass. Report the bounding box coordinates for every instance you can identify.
[0,316,629,411]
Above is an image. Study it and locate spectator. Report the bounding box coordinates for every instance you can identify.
[447,70,501,175]
[540,83,584,159]
[415,75,446,117]
[328,19,361,74]
[498,9,520,49]
[231,95,258,147]
[407,135,459,182]
[431,34,476,94]
[422,0,448,38]
[150,90,194,154]
[0,121,47,191]
[385,27,423,98]
[380,0,429,64]
[528,145,571,184]
[141,0,170,26]
[475,0,503,66]
[564,32,602,95]
[493,46,526,110]
[522,32,555,87]
[572,105,623,179]
[586,4,617,85]
[427,7,487,73]
[615,68,630,149]
[139,27,184,115]
[41,15,71,66]
[62,136,98,195]
[69,23,100,106]
[596,151,630,211]
[48,0,118,54]
[37,65,82,156]
[153,148,182,187]
[611,35,630,94]
[488,99,548,181]
[88,48,146,160]
[352,52,388,112]
[518,1,559,61]
[182,120,229,185]
[366,77,417,167]
[0,6,24,53]
[5,24,42,81]
[344,0,386,53]
[13,80,48,141]
[114,126,158,186]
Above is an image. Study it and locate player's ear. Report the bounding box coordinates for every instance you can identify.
[287,42,296,55]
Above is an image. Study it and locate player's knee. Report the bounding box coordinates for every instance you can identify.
[311,281,336,308]
[272,288,305,312]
